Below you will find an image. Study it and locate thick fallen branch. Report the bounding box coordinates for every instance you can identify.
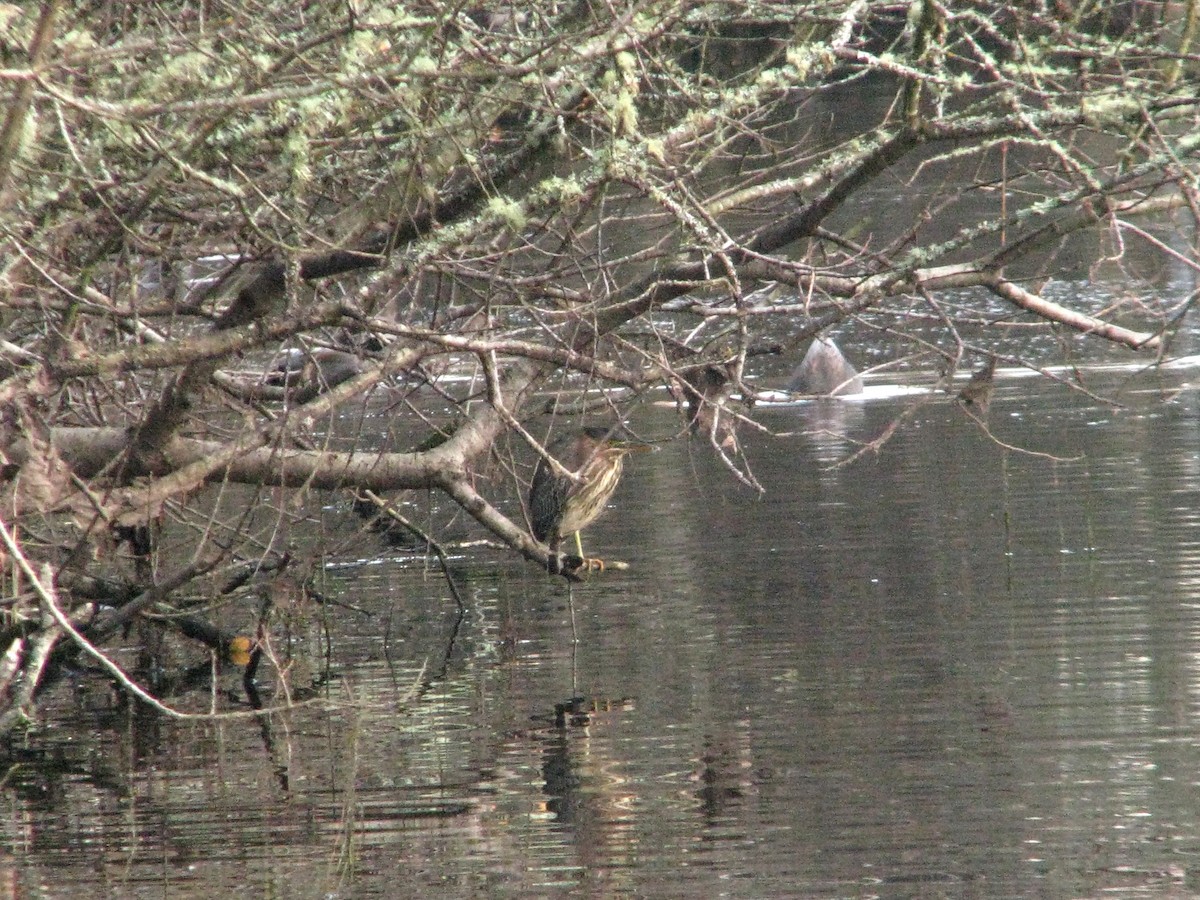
[439,474,587,578]
[987,275,1159,350]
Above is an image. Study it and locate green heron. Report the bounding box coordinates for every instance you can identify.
[529,426,643,572]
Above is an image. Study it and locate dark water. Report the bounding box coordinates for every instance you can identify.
[7,356,1200,897]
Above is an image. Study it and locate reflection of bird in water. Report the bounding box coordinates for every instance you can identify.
[529,426,645,573]
[693,734,756,819]
[958,357,997,412]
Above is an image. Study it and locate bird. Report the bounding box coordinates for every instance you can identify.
[266,347,361,390]
[680,363,741,451]
[958,356,998,412]
[528,426,644,573]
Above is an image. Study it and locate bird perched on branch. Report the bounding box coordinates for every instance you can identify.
[529,426,646,573]
[958,356,998,413]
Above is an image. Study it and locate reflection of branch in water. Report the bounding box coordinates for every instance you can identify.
[429,598,465,684]
[358,490,465,611]
[240,587,337,797]
[362,485,471,713]
[368,493,468,688]
[960,402,1083,462]
[242,677,290,794]
[381,585,465,705]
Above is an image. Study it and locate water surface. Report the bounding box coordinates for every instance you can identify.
[7,359,1200,897]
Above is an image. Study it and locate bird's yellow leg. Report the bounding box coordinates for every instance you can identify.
[574,532,605,572]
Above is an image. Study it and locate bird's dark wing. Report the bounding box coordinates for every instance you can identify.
[529,458,570,542]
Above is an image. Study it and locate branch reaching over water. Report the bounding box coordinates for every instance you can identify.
[987,275,1158,350]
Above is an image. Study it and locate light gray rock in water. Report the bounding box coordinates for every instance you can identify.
[786,338,863,396]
